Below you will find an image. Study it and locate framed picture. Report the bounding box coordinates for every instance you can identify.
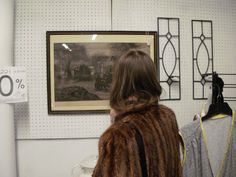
[46,31,157,114]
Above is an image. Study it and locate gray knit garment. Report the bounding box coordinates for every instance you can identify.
[180,113,236,177]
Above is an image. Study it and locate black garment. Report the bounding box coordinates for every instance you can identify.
[135,128,148,177]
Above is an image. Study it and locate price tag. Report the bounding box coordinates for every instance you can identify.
[0,67,27,103]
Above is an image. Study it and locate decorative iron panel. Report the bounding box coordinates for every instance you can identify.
[192,20,213,100]
[158,17,181,100]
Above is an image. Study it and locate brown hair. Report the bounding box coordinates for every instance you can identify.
[110,49,162,112]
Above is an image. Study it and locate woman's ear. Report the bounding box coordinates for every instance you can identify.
[110,108,117,124]
[128,95,138,101]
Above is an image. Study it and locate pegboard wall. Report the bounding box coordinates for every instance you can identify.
[14,0,236,139]
[14,0,112,139]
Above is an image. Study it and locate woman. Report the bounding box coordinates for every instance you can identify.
[92,50,182,177]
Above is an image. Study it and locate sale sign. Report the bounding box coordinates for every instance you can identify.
[0,67,27,103]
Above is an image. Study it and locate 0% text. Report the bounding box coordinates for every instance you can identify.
[0,75,25,97]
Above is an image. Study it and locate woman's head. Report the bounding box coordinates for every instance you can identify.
[110,49,162,112]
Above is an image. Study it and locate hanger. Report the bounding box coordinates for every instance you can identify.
[202,72,232,121]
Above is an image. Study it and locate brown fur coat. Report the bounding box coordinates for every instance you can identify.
[92,104,182,177]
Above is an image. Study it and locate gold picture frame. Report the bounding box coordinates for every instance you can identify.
[46,31,157,114]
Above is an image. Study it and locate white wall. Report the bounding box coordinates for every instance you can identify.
[14,0,236,177]
[0,0,17,176]
[17,139,98,177]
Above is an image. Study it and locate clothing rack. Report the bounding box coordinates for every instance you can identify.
[218,73,236,101]
[201,72,236,102]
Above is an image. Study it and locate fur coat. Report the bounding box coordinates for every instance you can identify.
[92,104,182,177]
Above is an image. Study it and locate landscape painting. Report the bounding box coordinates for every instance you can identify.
[46,31,157,113]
